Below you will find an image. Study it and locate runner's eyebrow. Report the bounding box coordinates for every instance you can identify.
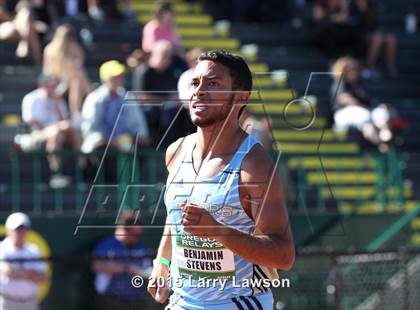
[191,75,222,81]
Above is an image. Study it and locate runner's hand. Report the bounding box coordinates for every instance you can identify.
[182,204,221,237]
[147,263,170,303]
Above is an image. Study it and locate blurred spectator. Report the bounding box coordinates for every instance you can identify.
[87,0,133,20]
[30,0,58,32]
[331,57,394,151]
[312,0,364,59]
[207,0,278,23]
[349,0,398,78]
[55,0,133,20]
[176,47,201,139]
[0,212,48,310]
[177,47,202,104]
[19,73,81,186]
[92,211,152,310]
[126,48,148,70]
[229,0,270,22]
[55,0,90,19]
[141,1,180,54]
[133,41,180,96]
[58,0,81,19]
[81,60,149,154]
[43,23,92,117]
[133,40,191,147]
[0,0,43,64]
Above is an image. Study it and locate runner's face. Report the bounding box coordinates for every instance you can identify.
[189,60,235,127]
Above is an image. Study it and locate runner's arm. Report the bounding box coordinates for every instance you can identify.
[147,214,172,304]
[182,145,295,270]
[155,218,172,263]
[218,145,294,269]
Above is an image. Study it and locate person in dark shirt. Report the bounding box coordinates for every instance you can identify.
[132,40,192,147]
[349,0,398,77]
[133,43,179,99]
[92,211,152,310]
[331,57,394,150]
[312,0,364,59]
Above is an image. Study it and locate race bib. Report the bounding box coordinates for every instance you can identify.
[176,229,235,280]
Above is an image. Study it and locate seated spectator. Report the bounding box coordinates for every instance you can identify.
[30,0,57,35]
[230,0,271,23]
[55,0,133,21]
[132,40,191,147]
[92,211,152,310]
[350,0,398,78]
[56,0,80,19]
[43,23,92,117]
[20,73,81,186]
[207,0,275,23]
[0,212,48,310]
[81,60,149,154]
[312,0,364,59]
[141,1,180,54]
[88,0,134,20]
[331,57,394,151]
[0,0,42,64]
[126,48,148,70]
[133,41,180,97]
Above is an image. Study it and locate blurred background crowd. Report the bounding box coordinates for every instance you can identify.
[2,0,417,186]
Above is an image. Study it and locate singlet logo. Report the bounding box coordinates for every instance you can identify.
[208,204,233,218]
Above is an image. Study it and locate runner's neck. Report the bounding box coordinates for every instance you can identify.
[195,122,244,160]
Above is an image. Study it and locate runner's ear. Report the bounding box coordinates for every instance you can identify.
[236,90,250,102]
[234,91,249,119]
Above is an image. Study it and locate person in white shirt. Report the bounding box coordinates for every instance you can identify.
[81,60,149,154]
[19,73,81,186]
[177,48,202,106]
[0,212,48,310]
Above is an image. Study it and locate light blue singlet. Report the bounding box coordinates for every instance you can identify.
[164,134,274,310]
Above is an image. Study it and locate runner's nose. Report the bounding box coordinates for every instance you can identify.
[192,82,207,99]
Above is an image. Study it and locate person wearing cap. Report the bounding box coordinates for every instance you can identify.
[81,60,149,154]
[19,73,81,187]
[0,212,48,310]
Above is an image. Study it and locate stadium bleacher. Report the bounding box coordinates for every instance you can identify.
[0,0,419,244]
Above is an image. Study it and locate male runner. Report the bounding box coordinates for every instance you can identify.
[148,50,295,309]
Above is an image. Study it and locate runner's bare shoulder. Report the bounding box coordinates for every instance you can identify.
[165,133,197,172]
[240,142,274,183]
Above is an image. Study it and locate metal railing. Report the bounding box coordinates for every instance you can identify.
[0,148,408,214]
[289,149,407,212]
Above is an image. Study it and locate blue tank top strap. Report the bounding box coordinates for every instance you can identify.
[226,135,259,171]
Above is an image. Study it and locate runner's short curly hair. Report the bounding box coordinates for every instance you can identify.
[197,50,252,92]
